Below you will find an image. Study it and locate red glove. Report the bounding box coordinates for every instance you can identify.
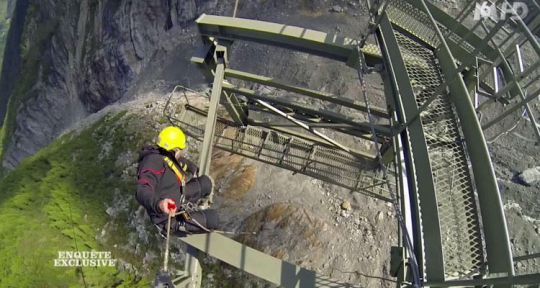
[159,198,177,216]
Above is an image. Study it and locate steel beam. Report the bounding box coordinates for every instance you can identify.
[456,18,509,73]
[477,37,539,90]
[179,106,388,200]
[186,43,228,288]
[195,14,382,68]
[222,91,247,126]
[490,45,540,143]
[199,46,226,175]
[379,14,443,282]
[491,61,540,99]
[246,104,383,142]
[476,10,540,98]
[412,1,497,60]
[248,120,376,160]
[222,83,393,137]
[482,87,540,130]
[254,99,367,158]
[416,0,514,279]
[514,252,540,262]
[180,233,361,288]
[224,68,390,118]
[190,43,216,83]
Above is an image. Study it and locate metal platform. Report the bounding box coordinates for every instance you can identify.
[383,10,484,279]
[172,105,392,201]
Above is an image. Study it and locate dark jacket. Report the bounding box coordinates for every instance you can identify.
[135,145,198,225]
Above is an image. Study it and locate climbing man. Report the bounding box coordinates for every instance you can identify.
[135,126,219,236]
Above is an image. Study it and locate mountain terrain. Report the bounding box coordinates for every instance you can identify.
[0,0,538,287]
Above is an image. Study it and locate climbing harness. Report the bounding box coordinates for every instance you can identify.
[174,201,212,234]
[163,156,187,187]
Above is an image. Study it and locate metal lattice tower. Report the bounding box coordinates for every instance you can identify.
[160,0,540,287]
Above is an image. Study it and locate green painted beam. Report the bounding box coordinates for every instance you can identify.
[182,103,378,161]
[224,68,390,118]
[514,252,540,262]
[222,91,248,126]
[246,103,382,141]
[195,14,382,68]
[490,46,540,143]
[222,83,394,137]
[379,14,444,282]
[409,0,498,60]
[180,233,361,288]
[455,18,509,73]
[482,86,540,130]
[254,98,368,159]
[248,120,377,160]
[190,43,216,83]
[491,60,540,100]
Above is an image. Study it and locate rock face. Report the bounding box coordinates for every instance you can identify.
[0,0,28,137]
[1,0,371,169]
[1,0,221,168]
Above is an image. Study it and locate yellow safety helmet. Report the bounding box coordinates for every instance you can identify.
[157,126,187,151]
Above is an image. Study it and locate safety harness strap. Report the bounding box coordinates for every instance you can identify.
[163,156,186,186]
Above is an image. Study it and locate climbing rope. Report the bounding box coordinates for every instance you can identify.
[356,48,422,287]
[233,0,240,18]
[355,2,422,285]
[163,202,175,272]
[486,108,526,144]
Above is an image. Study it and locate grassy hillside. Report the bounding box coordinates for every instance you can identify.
[0,110,156,286]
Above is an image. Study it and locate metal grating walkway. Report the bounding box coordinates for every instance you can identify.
[175,107,393,201]
[388,1,485,279]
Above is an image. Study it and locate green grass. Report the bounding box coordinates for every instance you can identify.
[0,111,156,287]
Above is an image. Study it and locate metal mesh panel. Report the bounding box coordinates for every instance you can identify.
[392,27,485,279]
[387,0,440,47]
[218,126,242,152]
[438,24,479,56]
[389,0,486,61]
[308,146,361,188]
[241,127,265,157]
[361,43,383,58]
[175,109,206,138]
[283,138,313,170]
[175,106,392,200]
[259,130,290,164]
